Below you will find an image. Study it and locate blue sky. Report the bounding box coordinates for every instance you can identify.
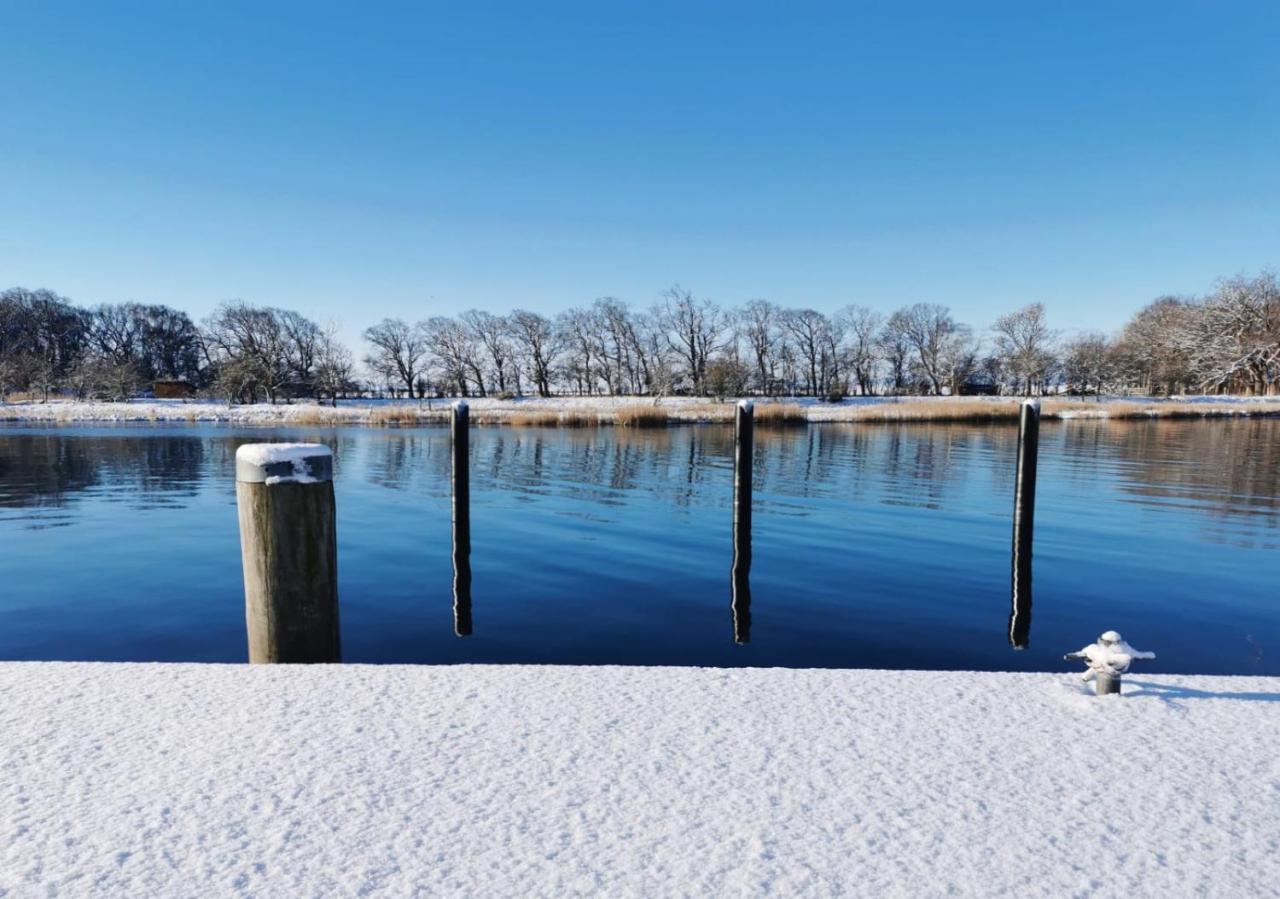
[2,1,1276,347]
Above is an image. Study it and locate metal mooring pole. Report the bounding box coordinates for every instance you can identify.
[451,401,473,636]
[235,443,341,663]
[1009,399,1039,649]
[731,400,754,644]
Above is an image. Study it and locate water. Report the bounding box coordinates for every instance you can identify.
[1,419,1277,673]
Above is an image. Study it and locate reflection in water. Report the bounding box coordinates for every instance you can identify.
[2,419,1280,671]
[1009,547,1032,649]
[731,407,753,645]
[453,551,472,636]
[0,434,205,522]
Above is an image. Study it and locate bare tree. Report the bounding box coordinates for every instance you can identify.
[894,303,960,395]
[1116,297,1196,395]
[1190,271,1280,395]
[363,318,429,398]
[509,310,561,397]
[1062,332,1115,399]
[461,310,514,395]
[423,316,481,396]
[839,305,883,396]
[314,326,354,406]
[780,308,832,396]
[737,299,781,395]
[877,313,911,395]
[658,286,726,395]
[991,303,1057,396]
[202,302,297,403]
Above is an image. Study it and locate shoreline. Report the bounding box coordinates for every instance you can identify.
[3,662,1277,896]
[3,394,1280,428]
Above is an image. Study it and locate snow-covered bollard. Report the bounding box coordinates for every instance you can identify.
[235,443,340,663]
[1065,631,1155,695]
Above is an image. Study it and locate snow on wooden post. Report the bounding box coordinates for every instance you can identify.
[1010,398,1039,648]
[732,400,754,644]
[235,443,340,663]
[451,401,472,636]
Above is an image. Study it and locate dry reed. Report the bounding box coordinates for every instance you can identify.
[614,405,669,427]
[753,403,808,426]
[557,410,600,428]
[508,410,562,427]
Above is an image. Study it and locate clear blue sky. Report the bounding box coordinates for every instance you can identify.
[2,1,1277,348]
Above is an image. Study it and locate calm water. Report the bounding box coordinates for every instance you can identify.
[1,420,1277,673]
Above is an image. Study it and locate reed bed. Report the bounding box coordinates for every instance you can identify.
[506,410,559,427]
[4,396,1277,428]
[753,403,809,426]
[557,410,601,428]
[613,405,670,427]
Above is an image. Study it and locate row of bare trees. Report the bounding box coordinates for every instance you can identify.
[4,271,1277,402]
[362,292,1039,400]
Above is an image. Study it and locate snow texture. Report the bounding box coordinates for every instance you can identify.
[235,443,331,485]
[2,663,1278,897]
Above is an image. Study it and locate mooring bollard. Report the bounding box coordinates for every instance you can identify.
[451,401,472,636]
[731,400,753,644]
[235,443,340,663]
[1066,630,1156,696]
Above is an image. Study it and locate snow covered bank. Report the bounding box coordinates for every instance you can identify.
[2,664,1277,896]
[2,394,1279,427]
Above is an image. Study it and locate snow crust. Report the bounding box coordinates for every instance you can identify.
[235,443,331,485]
[235,443,331,467]
[2,663,1278,897]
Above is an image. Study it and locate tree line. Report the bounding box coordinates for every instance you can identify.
[1,271,1276,403]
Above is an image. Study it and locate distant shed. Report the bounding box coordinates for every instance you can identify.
[154,379,196,399]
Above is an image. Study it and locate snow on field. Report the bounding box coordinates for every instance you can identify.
[2,394,1279,427]
[2,664,1277,897]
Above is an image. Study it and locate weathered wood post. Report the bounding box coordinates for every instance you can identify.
[731,400,754,644]
[452,401,472,636]
[1009,398,1039,648]
[235,443,340,663]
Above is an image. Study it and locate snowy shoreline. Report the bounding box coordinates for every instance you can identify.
[3,663,1277,896]
[3,394,1280,427]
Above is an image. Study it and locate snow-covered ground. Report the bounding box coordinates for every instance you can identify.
[2,394,1278,426]
[2,663,1277,897]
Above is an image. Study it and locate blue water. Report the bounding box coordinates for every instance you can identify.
[1,420,1277,673]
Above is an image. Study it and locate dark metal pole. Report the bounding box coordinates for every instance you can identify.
[451,401,472,636]
[1095,672,1121,695]
[1009,399,1039,649]
[732,400,753,644]
[235,443,341,663]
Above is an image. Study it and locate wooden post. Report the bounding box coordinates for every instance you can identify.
[235,443,340,663]
[1009,398,1039,648]
[731,400,753,644]
[452,401,472,636]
